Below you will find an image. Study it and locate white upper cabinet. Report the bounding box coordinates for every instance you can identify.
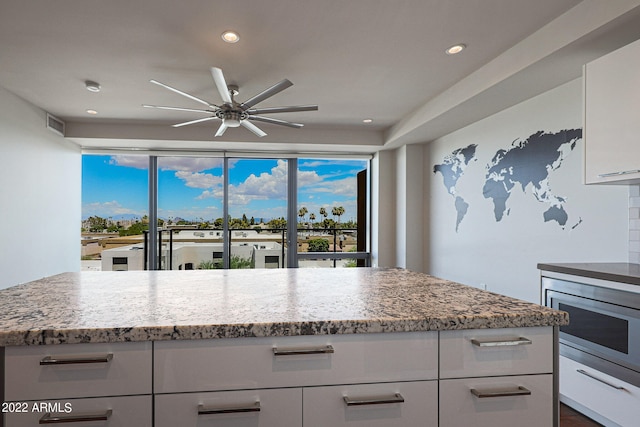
[584,38,640,184]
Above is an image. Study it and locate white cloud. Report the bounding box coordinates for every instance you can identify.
[301,176,357,196]
[158,157,223,172]
[299,160,367,169]
[109,155,149,170]
[110,155,225,173]
[225,159,307,205]
[175,171,223,189]
[82,201,144,218]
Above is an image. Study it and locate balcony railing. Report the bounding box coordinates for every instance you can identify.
[143,227,370,270]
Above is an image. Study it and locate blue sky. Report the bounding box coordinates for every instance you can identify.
[82,155,366,223]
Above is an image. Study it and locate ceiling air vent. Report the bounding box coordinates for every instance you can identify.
[46,113,65,136]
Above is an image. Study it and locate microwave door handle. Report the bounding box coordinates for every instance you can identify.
[577,369,627,391]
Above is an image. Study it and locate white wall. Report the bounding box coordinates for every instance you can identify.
[0,86,81,289]
[424,79,628,303]
[371,150,396,267]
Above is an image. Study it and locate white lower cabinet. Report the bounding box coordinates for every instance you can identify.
[154,332,438,393]
[4,395,152,427]
[155,388,301,427]
[439,374,553,427]
[4,342,152,401]
[303,381,437,427]
[3,328,556,426]
[560,356,640,427]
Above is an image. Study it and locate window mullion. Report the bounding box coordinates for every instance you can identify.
[287,158,298,268]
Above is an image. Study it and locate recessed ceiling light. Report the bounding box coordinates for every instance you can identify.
[85,80,101,92]
[446,44,466,55]
[86,109,98,115]
[363,119,373,123]
[221,30,240,43]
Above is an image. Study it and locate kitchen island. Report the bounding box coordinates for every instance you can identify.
[1,268,567,427]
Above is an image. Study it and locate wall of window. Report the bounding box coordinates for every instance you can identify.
[296,158,369,268]
[81,153,369,271]
[81,154,148,271]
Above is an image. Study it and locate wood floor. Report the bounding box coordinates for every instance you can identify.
[560,403,603,426]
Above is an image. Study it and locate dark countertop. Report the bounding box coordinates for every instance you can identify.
[537,262,640,285]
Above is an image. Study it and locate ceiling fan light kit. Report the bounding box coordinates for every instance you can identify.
[144,67,317,137]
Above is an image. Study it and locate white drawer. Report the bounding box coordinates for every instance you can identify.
[3,395,152,427]
[560,355,640,427]
[439,326,552,378]
[439,374,553,427]
[154,332,438,393]
[155,388,301,427]
[4,342,152,400]
[303,381,437,427]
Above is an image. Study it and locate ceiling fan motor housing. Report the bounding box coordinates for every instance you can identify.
[216,110,247,127]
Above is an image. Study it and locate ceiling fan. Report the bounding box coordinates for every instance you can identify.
[143,67,318,137]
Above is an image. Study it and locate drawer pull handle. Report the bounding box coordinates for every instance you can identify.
[40,354,114,365]
[577,369,627,391]
[471,337,532,347]
[198,402,261,415]
[343,393,405,406]
[39,409,112,424]
[470,386,531,398]
[272,345,334,356]
[598,169,640,178]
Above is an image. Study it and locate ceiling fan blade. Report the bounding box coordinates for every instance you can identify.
[240,79,293,110]
[142,104,215,114]
[172,116,219,128]
[241,120,267,137]
[150,80,215,108]
[215,122,228,137]
[246,105,318,114]
[210,67,233,104]
[248,115,304,129]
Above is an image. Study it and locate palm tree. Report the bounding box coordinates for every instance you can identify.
[298,207,308,225]
[308,213,316,233]
[319,207,328,230]
[332,206,345,226]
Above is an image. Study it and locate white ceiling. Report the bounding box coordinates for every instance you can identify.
[1,0,640,154]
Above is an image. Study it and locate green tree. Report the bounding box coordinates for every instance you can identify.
[120,221,148,236]
[267,217,287,230]
[319,207,327,217]
[332,206,345,225]
[106,224,121,233]
[307,238,329,252]
[322,218,336,230]
[197,221,211,229]
[198,255,253,269]
[87,215,108,232]
[298,206,308,225]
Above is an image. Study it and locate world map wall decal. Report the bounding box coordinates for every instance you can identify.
[433,129,583,232]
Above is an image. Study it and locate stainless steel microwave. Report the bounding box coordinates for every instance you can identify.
[543,277,640,387]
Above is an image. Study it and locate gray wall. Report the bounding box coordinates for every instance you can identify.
[423,79,629,303]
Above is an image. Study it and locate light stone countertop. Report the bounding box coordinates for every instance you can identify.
[0,268,568,346]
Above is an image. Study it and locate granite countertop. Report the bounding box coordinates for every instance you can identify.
[538,262,640,286]
[0,268,568,346]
